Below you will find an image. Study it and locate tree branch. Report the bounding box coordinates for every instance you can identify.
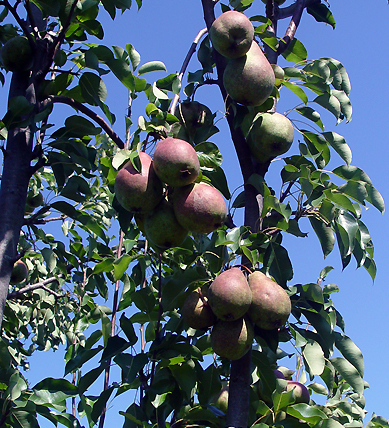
[277,0,306,55]
[44,96,125,149]
[170,27,208,114]
[7,275,64,300]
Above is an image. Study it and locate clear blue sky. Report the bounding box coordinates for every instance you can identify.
[14,0,389,426]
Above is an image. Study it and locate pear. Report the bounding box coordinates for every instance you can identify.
[114,152,163,213]
[223,41,275,106]
[286,380,310,404]
[271,64,285,86]
[211,384,229,414]
[10,260,28,285]
[182,287,217,329]
[144,199,188,249]
[207,267,252,321]
[247,112,294,163]
[153,137,200,187]
[175,100,213,139]
[247,271,291,330]
[211,317,254,360]
[209,10,254,59]
[1,36,34,72]
[172,182,227,234]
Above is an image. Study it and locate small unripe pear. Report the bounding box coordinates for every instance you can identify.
[182,287,217,330]
[211,317,254,360]
[10,260,28,285]
[286,380,310,404]
[211,385,229,414]
[1,36,34,72]
[144,199,188,249]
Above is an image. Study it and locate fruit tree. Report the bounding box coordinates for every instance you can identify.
[0,1,387,428]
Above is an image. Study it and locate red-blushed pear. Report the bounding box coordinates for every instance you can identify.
[286,380,310,404]
[153,137,200,187]
[1,36,34,72]
[114,151,163,213]
[144,199,188,250]
[172,182,227,234]
[247,270,291,330]
[211,317,254,360]
[223,41,275,107]
[247,112,294,163]
[209,10,254,59]
[207,267,252,321]
[10,260,28,285]
[182,287,217,329]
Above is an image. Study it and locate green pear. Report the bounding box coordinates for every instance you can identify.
[144,199,188,249]
[223,41,275,106]
[182,287,217,329]
[211,317,254,360]
[1,36,34,72]
[10,260,28,285]
[114,152,163,213]
[153,137,200,187]
[247,112,294,163]
[172,182,227,234]
[207,267,252,321]
[209,10,254,59]
[286,380,310,404]
[247,271,291,330]
[175,100,213,139]
[211,384,229,414]
[26,192,44,209]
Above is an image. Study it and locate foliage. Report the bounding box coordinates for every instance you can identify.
[0,0,386,427]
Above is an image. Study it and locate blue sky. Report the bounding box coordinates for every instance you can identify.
[10,0,389,426]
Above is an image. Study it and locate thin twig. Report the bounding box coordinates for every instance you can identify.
[169,28,208,115]
[44,96,125,148]
[0,0,36,46]
[277,0,306,55]
[7,276,64,299]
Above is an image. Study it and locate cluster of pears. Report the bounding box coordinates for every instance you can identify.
[209,10,294,163]
[182,268,291,360]
[114,138,227,249]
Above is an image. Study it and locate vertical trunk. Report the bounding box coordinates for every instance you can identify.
[0,71,33,327]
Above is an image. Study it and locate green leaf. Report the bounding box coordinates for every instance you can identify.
[307,3,336,29]
[197,364,222,405]
[281,38,307,62]
[322,132,352,165]
[283,81,308,104]
[308,216,334,258]
[330,357,365,395]
[286,403,327,423]
[114,353,149,385]
[119,313,138,346]
[334,332,364,377]
[202,167,231,200]
[263,242,293,286]
[331,89,352,123]
[314,93,341,123]
[295,106,324,131]
[138,61,167,75]
[101,336,130,362]
[113,254,133,281]
[126,44,141,70]
[91,386,115,423]
[79,72,107,106]
[303,340,325,376]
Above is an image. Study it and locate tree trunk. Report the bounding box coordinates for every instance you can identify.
[0,71,33,327]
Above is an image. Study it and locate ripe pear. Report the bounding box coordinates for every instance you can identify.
[153,137,200,187]
[247,271,291,330]
[172,182,227,234]
[207,267,252,321]
[114,152,163,213]
[182,287,217,329]
[223,41,275,107]
[175,100,213,138]
[286,380,310,404]
[211,317,254,360]
[1,36,34,72]
[10,260,28,285]
[247,112,294,163]
[144,199,188,249]
[209,10,254,59]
